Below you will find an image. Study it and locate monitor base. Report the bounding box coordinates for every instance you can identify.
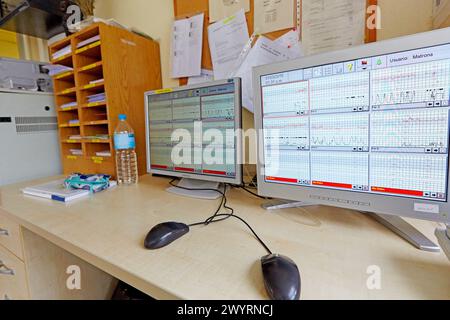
[367,213,441,252]
[262,199,316,210]
[166,178,222,200]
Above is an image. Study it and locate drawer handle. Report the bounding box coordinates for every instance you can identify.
[0,228,9,236]
[0,260,14,276]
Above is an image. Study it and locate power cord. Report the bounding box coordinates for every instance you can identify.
[168,178,273,255]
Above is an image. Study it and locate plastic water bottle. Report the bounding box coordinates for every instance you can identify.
[114,114,138,184]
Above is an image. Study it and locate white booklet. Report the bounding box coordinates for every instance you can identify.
[22,180,90,202]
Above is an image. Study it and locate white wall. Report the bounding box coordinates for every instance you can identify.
[95,0,178,88]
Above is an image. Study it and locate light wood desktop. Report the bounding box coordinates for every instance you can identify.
[0,175,449,300]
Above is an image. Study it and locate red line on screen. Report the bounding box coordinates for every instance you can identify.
[203,170,227,176]
[312,181,353,189]
[174,167,195,173]
[266,176,298,183]
[371,187,423,197]
[151,165,168,169]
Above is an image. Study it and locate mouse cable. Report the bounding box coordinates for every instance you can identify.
[168,178,234,225]
[189,213,273,256]
[168,178,273,255]
[237,185,269,200]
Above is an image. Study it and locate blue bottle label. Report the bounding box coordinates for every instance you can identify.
[114,133,136,150]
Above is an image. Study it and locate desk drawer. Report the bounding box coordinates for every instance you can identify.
[0,245,29,300]
[0,212,24,260]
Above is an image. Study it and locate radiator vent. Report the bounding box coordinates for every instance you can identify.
[15,116,58,134]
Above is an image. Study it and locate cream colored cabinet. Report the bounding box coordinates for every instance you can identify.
[0,210,117,300]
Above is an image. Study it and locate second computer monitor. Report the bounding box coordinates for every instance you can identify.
[145,79,242,187]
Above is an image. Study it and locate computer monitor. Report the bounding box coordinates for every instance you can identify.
[145,79,242,199]
[253,28,450,242]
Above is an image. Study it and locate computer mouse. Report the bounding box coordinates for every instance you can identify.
[261,254,301,300]
[144,222,190,249]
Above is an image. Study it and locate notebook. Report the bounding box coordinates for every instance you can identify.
[22,180,90,202]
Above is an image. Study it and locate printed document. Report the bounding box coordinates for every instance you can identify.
[171,13,204,78]
[208,9,250,80]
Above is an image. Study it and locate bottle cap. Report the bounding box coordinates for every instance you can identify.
[119,114,127,121]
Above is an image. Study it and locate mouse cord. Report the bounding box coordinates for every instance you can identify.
[168,178,273,255]
[168,178,234,225]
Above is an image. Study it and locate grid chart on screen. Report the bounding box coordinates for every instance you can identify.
[370,153,448,198]
[262,81,310,115]
[371,60,450,107]
[261,42,450,202]
[263,116,309,150]
[173,97,201,120]
[147,83,237,178]
[202,94,235,119]
[265,150,310,184]
[371,108,449,153]
[311,152,369,190]
[309,72,370,113]
[310,113,369,151]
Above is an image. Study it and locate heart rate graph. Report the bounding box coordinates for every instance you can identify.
[371,108,449,152]
[310,113,369,150]
[370,153,448,199]
[201,94,235,119]
[371,60,450,106]
[262,81,309,116]
[263,116,309,150]
[309,72,370,113]
[173,97,201,121]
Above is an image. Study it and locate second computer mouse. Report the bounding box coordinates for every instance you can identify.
[261,254,301,300]
[144,222,190,250]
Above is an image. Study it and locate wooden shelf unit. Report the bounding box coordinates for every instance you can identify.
[49,23,162,178]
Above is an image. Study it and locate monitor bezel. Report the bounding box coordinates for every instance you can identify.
[253,27,450,223]
[145,78,243,185]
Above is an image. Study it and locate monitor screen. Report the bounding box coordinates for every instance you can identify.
[145,79,242,184]
[259,42,450,203]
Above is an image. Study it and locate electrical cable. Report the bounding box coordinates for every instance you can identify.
[168,178,273,255]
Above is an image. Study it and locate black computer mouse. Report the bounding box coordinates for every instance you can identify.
[261,254,301,300]
[144,222,190,249]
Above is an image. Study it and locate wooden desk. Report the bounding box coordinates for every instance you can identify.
[0,175,449,300]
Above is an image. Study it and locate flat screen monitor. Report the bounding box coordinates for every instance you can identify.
[145,79,242,186]
[253,28,450,223]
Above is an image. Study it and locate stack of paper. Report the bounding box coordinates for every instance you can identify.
[70,149,83,156]
[87,92,106,103]
[96,150,112,157]
[83,134,109,141]
[68,119,80,125]
[68,135,82,140]
[60,101,77,110]
[42,64,73,76]
[52,45,72,60]
[89,78,104,85]
[77,35,101,48]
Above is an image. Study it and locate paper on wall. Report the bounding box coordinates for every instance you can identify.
[209,0,251,23]
[187,69,215,85]
[302,0,366,56]
[274,29,304,60]
[234,36,292,112]
[171,13,204,78]
[208,9,250,80]
[254,0,295,34]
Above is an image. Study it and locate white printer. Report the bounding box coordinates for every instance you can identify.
[0,57,53,92]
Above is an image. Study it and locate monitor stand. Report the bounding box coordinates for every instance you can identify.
[261,199,316,210]
[262,199,441,252]
[366,213,441,252]
[166,178,222,200]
